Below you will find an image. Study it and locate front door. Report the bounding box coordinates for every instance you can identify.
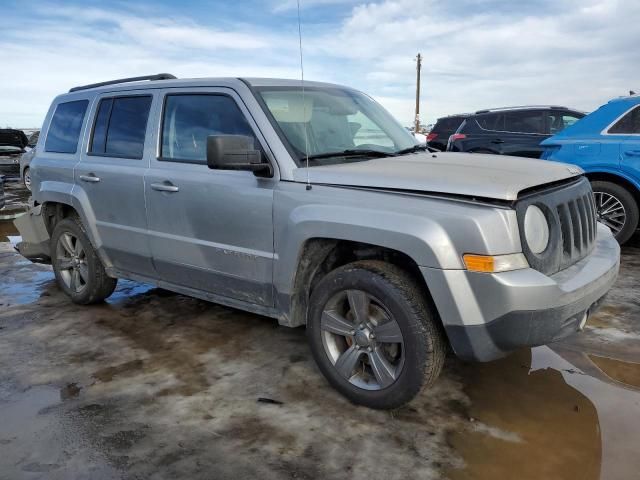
[144,88,276,306]
[74,93,156,277]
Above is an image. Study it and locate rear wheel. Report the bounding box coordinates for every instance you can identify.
[307,260,446,409]
[51,217,117,304]
[591,180,639,244]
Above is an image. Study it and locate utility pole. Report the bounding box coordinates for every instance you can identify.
[414,53,422,133]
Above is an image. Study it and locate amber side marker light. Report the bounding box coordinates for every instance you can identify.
[463,253,529,273]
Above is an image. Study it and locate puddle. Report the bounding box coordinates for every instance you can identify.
[588,355,640,389]
[106,279,155,303]
[0,267,55,305]
[0,219,19,242]
[449,346,640,480]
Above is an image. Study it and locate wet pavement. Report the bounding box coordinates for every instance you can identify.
[1,192,639,479]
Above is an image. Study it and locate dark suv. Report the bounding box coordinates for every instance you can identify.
[446,106,584,158]
[427,114,470,151]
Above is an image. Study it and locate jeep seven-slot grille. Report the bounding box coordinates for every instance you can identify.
[516,177,597,276]
[556,192,598,267]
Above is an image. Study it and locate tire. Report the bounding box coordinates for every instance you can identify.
[307,260,446,409]
[51,216,117,304]
[591,180,639,245]
[23,167,31,191]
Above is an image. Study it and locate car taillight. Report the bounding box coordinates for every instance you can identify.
[449,133,466,142]
[427,133,438,141]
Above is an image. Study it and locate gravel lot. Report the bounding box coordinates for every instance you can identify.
[1,177,639,480]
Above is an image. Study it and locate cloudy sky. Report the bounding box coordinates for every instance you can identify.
[1,0,638,128]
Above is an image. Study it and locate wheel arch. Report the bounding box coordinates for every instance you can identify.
[585,171,640,204]
[280,237,444,332]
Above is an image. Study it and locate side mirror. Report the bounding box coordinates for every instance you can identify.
[206,135,271,174]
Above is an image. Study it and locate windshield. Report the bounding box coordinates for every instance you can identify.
[255,86,418,166]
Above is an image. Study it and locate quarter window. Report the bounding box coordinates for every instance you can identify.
[90,96,152,159]
[45,100,89,153]
[160,94,256,163]
[608,106,640,134]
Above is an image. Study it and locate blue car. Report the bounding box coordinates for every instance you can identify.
[541,95,640,244]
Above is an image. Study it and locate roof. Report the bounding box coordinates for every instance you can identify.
[65,74,352,96]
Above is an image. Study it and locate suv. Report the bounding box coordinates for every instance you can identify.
[427,114,469,151]
[447,106,585,158]
[15,75,620,409]
[541,95,640,244]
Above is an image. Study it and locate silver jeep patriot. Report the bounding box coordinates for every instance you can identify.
[15,74,620,409]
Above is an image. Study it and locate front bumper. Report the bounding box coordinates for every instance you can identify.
[422,223,620,361]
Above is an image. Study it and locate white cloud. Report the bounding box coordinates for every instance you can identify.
[1,0,639,128]
[313,0,640,124]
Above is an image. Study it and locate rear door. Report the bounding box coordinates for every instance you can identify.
[74,92,155,277]
[612,105,640,183]
[144,87,276,306]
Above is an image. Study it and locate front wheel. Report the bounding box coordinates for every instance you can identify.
[591,180,639,245]
[307,260,446,409]
[51,217,117,304]
[23,167,31,191]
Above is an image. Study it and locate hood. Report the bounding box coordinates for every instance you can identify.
[0,129,28,150]
[292,152,582,201]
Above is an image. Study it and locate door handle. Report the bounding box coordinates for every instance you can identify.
[491,139,505,144]
[624,150,640,157]
[150,182,179,193]
[79,174,100,183]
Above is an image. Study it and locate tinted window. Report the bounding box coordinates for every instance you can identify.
[90,96,152,158]
[45,100,88,153]
[608,106,640,134]
[476,113,504,131]
[433,116,466,133]
[504,111,544,134]
[548,111,584,134]
[161,94,256,163]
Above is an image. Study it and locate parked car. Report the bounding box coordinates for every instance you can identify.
[14,74,619,409]
[0,128,29,172]
[427,114,470,151]
[446,106,585,158]
[0,176,5,210]
[541,95,640,244]
[20,131,39,190]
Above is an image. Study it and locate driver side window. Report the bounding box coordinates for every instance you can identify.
[160,94,257,164]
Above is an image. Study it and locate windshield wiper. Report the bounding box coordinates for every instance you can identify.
[394,144,432,155]
[304,149,397,161]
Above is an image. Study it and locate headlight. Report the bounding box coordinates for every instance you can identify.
[524,205,549,254]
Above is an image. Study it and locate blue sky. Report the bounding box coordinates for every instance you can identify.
[1,0,638,128]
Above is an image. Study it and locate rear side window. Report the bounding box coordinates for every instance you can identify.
[434,117,465,133]
[45,100,89,153]
[608,106,640,134]
[475,113,504,131]
[160,94,256,164]
[504,111,544,134]
[90,96,152,159]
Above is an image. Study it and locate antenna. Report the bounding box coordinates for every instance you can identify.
[296,0,312,191]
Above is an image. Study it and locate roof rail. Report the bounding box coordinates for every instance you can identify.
[69,73,177,93]
[474,105,568,114]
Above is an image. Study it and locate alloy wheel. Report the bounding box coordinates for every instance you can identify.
[594,191,626,235]
[56,232,88,293]
[24,169,31,191]
[320,289,405,391]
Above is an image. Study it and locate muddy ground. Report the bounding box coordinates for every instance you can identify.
[1,175,639,480]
